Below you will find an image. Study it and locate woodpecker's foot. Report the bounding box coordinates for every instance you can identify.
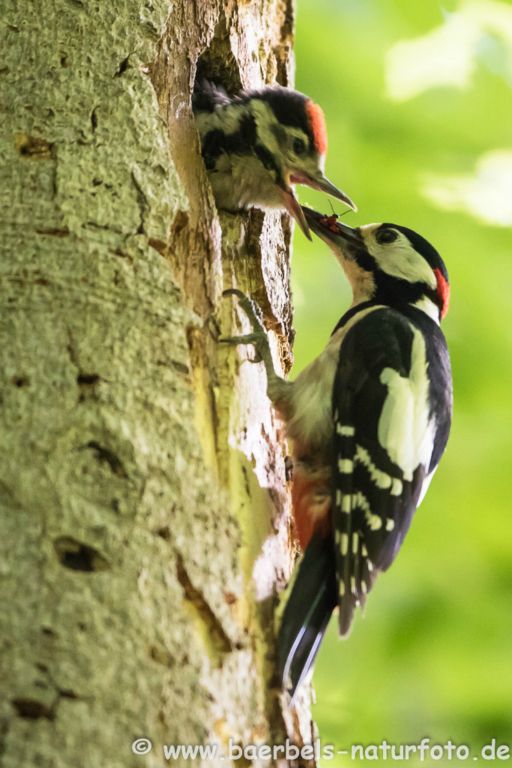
[221,288,292,408]
[220,289,271,364]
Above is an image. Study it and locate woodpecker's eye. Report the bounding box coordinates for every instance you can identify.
[376,228,398,245]
[293,138,306,156]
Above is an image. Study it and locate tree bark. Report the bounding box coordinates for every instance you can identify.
[0,1,316,766]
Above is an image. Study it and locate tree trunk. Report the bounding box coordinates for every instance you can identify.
[0,1,316,766]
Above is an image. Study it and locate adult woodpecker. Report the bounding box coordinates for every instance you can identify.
[193,79,356,238]
[222,208,452,697]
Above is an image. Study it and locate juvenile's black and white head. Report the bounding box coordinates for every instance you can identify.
[193,80,356,238]
[303,207,450,321]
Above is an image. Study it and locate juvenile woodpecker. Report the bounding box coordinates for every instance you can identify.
[193,80,356,238]
[222,208,452,697]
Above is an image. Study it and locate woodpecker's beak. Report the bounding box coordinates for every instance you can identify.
[290,172,357,212]
[302,206,363,251]
[282,188,313,240]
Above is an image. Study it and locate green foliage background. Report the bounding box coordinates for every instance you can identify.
[292,1,512,764]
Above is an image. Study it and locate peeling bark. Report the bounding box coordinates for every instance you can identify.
[0,1,316,766]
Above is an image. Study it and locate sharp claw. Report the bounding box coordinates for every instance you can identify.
[221,289,281,389]
[222,288,245,299]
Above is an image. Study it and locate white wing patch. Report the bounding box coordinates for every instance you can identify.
[377,326,435,481]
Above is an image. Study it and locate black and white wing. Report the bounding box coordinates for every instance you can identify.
[331,307,452,634]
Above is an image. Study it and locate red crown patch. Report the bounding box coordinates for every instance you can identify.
[305,100,328,155]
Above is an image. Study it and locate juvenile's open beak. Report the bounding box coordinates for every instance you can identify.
[290,171,357,212]
[302,205,363,250]
[282,187,312,240]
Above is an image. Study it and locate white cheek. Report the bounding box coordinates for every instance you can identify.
[365,233,437,288]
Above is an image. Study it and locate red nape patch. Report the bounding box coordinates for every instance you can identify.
[434,267,450,319]
[305,100,328,155]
